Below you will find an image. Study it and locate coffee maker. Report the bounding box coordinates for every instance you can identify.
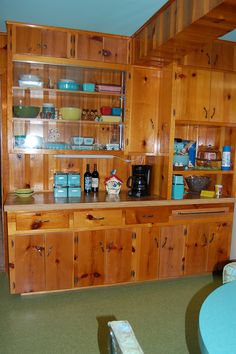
[127,165,152,197]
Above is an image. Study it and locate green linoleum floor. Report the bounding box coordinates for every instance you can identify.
[0,272,222,354]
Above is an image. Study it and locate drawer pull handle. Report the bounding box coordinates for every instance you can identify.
[87,214,105,221]
[47,246,53,257]
[154,237,159,248]
[94,272,101,278]
[209,233,215,244]
[99,241,104,253]
[33,246,45,255]
[32,219,50,229]
[161,237,167,248]
[142,214,154,218]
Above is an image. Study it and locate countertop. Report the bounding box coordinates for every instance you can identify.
[4,191,235,212]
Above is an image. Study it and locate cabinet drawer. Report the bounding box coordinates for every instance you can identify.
[16,212,70,231]
[74,209,123,228]
[126,207,170,225]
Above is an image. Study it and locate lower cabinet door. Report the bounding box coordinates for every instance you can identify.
[184,223,208,275]
[105,228,133,284]
[45,232,74,291]
[12,232,74,294]
[207,222,232,272]
[13,234,45,294]
[135,227,160,281]
[159,225,186,279]
[74,230,105,287]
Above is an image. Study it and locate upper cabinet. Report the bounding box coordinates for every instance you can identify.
[75,33,129,64]
[12,25,69,58]
[126,66,159,154]
[8,22,129,65]
[173,66,236,124]
[180,40,236,72]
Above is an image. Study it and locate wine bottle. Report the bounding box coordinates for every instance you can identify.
[84,164,92,193]
[91,163,99,193]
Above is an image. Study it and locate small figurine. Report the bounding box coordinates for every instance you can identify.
[105,169,123,195]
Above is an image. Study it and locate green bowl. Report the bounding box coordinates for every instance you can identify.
[13,106,40,118]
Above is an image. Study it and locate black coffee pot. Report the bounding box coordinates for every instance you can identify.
[127,165,152,197]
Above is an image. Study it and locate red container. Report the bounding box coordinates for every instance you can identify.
[100,106,112,115]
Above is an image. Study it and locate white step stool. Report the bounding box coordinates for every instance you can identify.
[222,262,236,284]
[108,320,144,354]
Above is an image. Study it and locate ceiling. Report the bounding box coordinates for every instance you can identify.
[1,0,236,40]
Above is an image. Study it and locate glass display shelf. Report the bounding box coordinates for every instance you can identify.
[12,118,124,153]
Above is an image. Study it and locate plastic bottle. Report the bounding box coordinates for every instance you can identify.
[221,146,231,170]
[91,164,99,193]
[84,164,92,193]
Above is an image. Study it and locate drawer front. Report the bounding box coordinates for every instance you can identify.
[74,209,123,228]
[16,212,70,231]
[126,207,170,224]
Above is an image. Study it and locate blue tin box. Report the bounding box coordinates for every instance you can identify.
[54,186,68,198]
[112,107,122,116]
[68,172,81,187]
[68,187,81,197]
[54,172,68,186]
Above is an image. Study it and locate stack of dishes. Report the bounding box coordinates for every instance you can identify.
[15,188,34,198]
[18,74,43,88]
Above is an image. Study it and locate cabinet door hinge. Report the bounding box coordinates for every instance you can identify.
[184,228,187,236]
[125,138,129,146]
[173,109,176,116]
[74,235,79,244]
[128,73,131,80]
[132,232,136,240]
[11,240,14,248]
[131,270,135,278]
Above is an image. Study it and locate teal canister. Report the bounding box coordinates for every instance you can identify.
[172,175,184,200]
[42,103,55,119]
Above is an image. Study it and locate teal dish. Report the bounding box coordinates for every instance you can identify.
[14,135,26,147]
[57,81,80,91]
[82,83,95,92]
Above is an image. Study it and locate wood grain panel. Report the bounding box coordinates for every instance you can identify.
[74,230,105,287]
[14,234,45,293]
[105,228,132,284]
[45,232,73,290]
[159,225,185,279]
[135,227,159,281]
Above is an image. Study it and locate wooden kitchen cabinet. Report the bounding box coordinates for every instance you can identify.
[185,221,232,275]
[184,223,209,276]
[159,225,186,279]
[105,228,133,284]
[74,228,133,287]
[11,24,69,58]
[74,230,105,287]
[9,232,74,294]
[207,221,232,272]
[174,66,236,124]
[75,32,129,64]
[126,66,159,154]
[180,40,236,72]
[134,227,160,281]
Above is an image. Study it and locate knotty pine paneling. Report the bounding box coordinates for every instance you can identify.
[9,154,147,192]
